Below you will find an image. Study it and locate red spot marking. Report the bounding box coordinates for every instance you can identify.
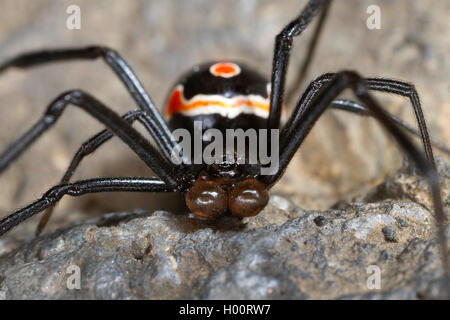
[210,62,241,78]
[215,64,235,74]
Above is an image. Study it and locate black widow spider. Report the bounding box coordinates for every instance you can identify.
[0,0,448,292]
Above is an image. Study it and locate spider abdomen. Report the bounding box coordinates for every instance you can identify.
[165,61,270,135]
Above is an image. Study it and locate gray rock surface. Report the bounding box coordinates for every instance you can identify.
[0,158,448,299]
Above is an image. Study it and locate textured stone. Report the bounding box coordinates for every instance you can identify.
[0,158,448,299]
[382,226,397,242]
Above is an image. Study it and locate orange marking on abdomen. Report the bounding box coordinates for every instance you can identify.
[166,87,270,118]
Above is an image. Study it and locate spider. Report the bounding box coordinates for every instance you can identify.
[0,0,448,290]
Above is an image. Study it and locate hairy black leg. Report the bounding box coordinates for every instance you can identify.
[330,74,435,163]
[285,0,332,104]
[262,71,449,296]
[281,74,437,164]
[268,0,330,130]
[35,109,161,235]
[58,109,168,185]
[0,90,178,187]
[0,177,172,236]
[0,46,176,154]
[331,99,450,154]
[35,108,193,235]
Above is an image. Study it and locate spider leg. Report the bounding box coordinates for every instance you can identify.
[0,177,172,236]
[0,46,176,156]
[281,73,438,164]
[35,109,163,235]
[285,0,332,104]
[325,74,436,163]
[268,0,331,130]
[0,90,178,188]
[331,99,450,155]
[35,108,193,235]
[261,71,449,296]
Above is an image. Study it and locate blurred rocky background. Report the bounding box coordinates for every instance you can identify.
[0,0,449,299]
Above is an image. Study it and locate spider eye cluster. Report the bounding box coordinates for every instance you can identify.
[185,176,269,219]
